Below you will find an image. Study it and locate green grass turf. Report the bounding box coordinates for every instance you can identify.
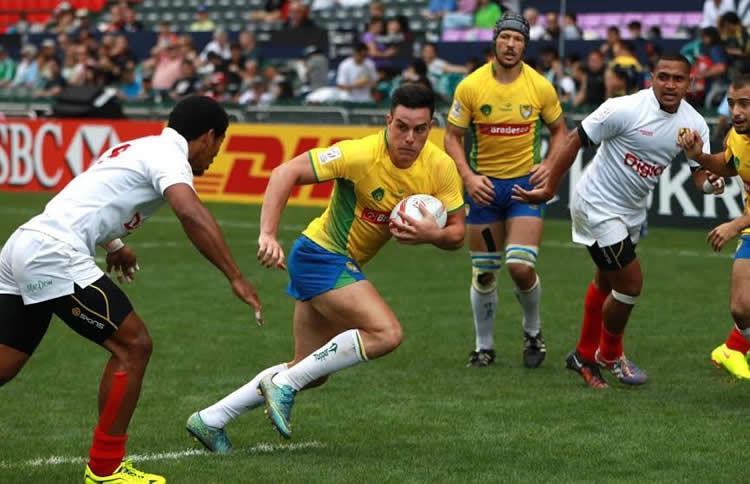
[0,192,744,483]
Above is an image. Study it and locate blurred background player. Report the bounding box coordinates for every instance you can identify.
[444,12,567,369]
[186,83,465,450]
[679,74,750,380]
[0,96,262,483]
[513,54,724,388]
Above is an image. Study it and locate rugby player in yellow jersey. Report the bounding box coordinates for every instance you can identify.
[444,12,568,368]
[185,84,465,448]
[679,74,750,380]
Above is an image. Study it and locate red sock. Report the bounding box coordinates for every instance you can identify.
[576,281,608,362]
[88,371,129,476]
[726,326,750,354]
[88,428,127,476]
[598,326,624,362]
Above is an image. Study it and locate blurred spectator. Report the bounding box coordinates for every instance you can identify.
[537,45,562,84]
[609,40,642,92]
[0,47,16,88]
[420,42,467,82]
[600,26,621,60]
[100,4,125,33]
[12,45,40,88]
[36,58,66,98]
[297,45,329,93]
[423,0,457,21]
[50,3,77,34]
[701,0,734,28]
[66,44,90,86]
[238,31,260,64]
[401,59,432,91]
[118,66,142,100]
[369,1,385,20]
[562,13,581,40]
[249,0,288,22]
[138,74,157,102]
[648,26,662,40]
[580,49,606,106]
[336,42,378,102]
[190,5,217,32]
[205,72,233,102]
[442,0,476,30]
[386,16,411,45]
[170,59,201,100]
[201,29,232,62]
[361,18,395,69]
[7,13,30,35]
[224,43,245,94]
[122,8,143,32]
[628,20,643,40]
[690,26,729,108]
[270,75,295,103]
[719,12,750,70]
[310,0,336,11]
[605,65,628,98]
[523,8,546,41]
[544,11,561,41]
[238,75,273,105]
[284,1,316,29]
[155,21,179,49]
[74,9,93,32]
[152,43,184,91]
[474,0,502,30]
[558,55,579,105]
[339,0,369,6]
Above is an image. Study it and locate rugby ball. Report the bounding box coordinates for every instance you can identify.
[390,194,447,228]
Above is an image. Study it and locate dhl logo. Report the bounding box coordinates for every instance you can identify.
[195,124,447,207]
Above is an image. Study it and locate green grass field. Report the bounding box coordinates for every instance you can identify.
[0,192,745,483]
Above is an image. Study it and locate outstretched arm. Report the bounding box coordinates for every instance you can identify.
[165,183,262,320]
[257,153,318,269]
[679,129,738,177]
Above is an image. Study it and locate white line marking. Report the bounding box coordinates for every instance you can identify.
[0,441,325,470]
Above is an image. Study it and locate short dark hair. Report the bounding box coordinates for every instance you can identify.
[732,73,750,90]
[654,52,691,72]
[168,95,229,141]
[390,83,435,117]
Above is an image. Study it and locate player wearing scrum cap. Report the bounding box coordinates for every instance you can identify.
[187,83,465,450]
[0,96,261,483]
[445,11,568,369]
[513,54,724,388]
[679,74,750,380]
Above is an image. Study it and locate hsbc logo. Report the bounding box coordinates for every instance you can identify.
[66,125,121,174]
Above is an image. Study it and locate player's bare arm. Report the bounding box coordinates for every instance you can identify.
[258,153,318,269]
[708,214,750,251]
[512,127,583,203]
[164,183,262,316]
[690,168,726,195]
[679,130,738,177]
[444,123,494,206]
[390,207,465,250]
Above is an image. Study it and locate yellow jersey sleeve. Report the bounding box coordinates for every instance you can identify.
[434,154,465,213]
[447,79,473,129]
[724,129,735,163]
[539,79,563,125]
[308,138,372,182]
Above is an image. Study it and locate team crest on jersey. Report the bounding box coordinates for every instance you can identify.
[480,104,492,116]
[371,187,384,201]
[520,104,533,119]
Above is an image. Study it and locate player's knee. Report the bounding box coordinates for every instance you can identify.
[380,322,403,352]
[504,245,537,277]
[122,329,153,367]
[471,251,502,293]
[506,262,535,286]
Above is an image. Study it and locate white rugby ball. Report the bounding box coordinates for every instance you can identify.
[390,194,447,228]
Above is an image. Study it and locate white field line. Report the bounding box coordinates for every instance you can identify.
[0,440,325,470]
[0,207,729,258]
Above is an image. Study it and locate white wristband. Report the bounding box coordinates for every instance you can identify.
[702,179,715,194]
[104,239,125,253]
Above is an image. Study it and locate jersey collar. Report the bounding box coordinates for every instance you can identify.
[160,127,189,157]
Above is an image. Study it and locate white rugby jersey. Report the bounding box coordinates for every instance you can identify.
[21,127,194,255]
[576,88,710,226]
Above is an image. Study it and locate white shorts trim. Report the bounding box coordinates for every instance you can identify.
[570,194,642,247]
[0,229,103,305]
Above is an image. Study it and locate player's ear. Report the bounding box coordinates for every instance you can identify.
[386,113,393,126]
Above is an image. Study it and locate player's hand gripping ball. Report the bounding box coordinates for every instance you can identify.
[390,194,447,228]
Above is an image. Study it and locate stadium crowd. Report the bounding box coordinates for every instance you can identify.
[0,0,749,113]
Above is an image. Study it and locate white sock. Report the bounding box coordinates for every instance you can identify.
[515,275,542,336]
[471,285,497,351]
[273,329,368,391]
[199,362,288,428]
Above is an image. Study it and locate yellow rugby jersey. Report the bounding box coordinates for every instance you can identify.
[724,127,750,235]
[303,130,464,265]
[448,61,562,179]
